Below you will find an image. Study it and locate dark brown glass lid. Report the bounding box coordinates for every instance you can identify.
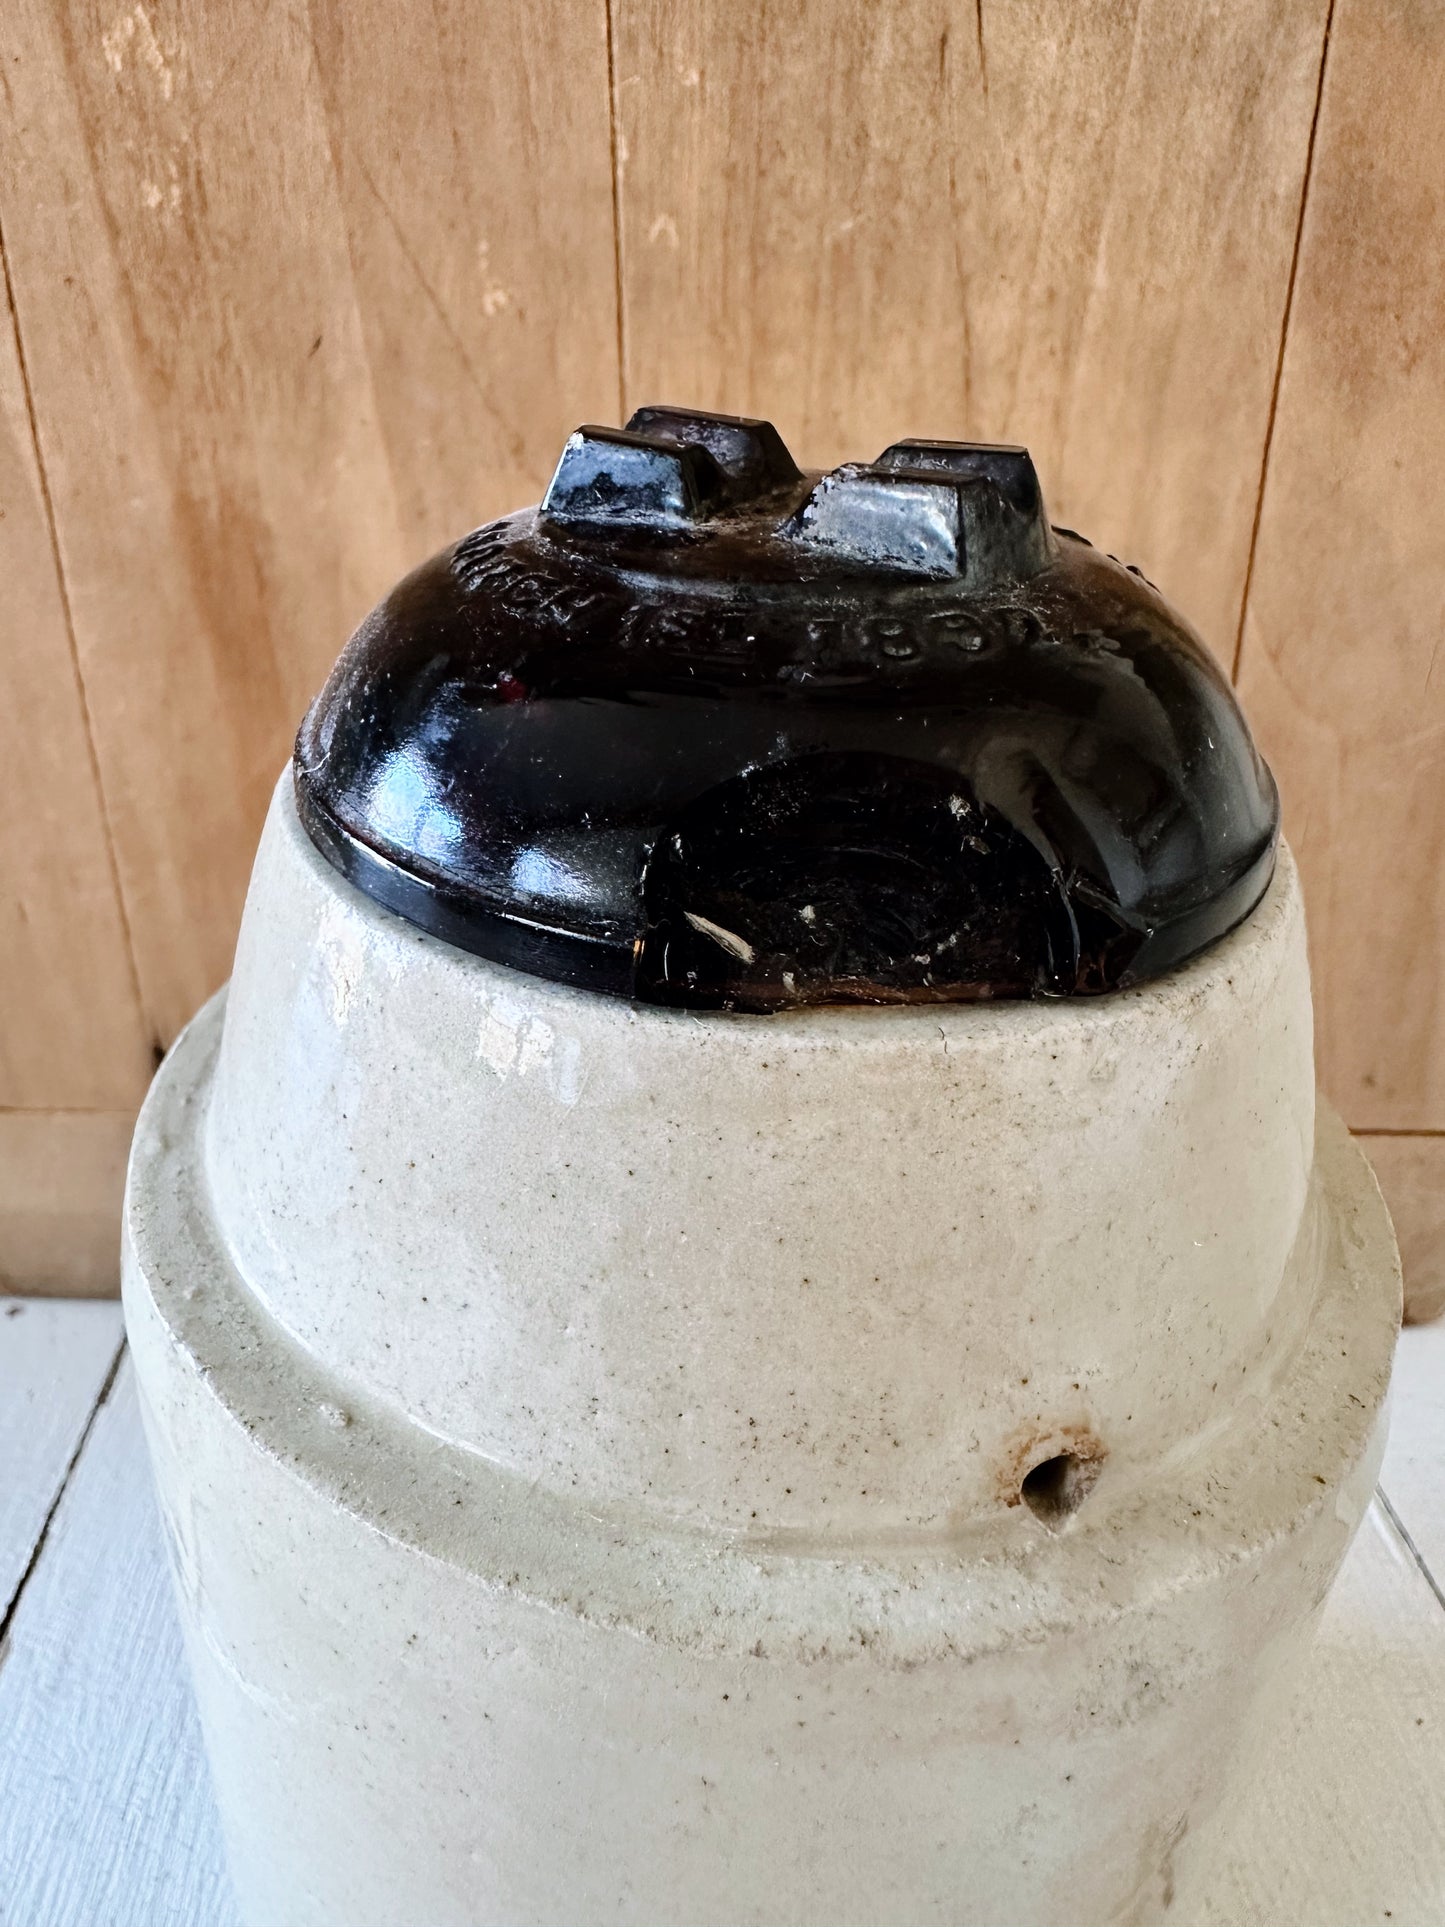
[294,407,1279,1012]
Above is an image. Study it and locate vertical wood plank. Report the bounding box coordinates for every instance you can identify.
[0,1,618,1043]
[1358,1134,1445,1326]
[1237,0,1445,1129]
[611,0,1330,659]
[0,1113,135,1297]
[0,246,152,1108]
[1,0,401,1043]
[305,0,621,539]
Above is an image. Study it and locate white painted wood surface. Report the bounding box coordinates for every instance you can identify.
[0,1299,120,1617]
[0,1295,1441,1927]
[0,1338,237,1927]
[1191,1499,1445,1927]
[1379,1317,1445,1591]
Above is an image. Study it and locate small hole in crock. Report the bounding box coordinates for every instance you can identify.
[1020,1451,1100,1529]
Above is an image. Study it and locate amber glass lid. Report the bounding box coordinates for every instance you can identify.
[294,407,1278,1012]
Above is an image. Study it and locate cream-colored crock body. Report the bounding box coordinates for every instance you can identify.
[123,777,1400,1927]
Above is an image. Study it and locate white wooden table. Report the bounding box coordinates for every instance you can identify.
[1,1298,1441,1927]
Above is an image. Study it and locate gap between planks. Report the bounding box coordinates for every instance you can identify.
[1229,0,1337,687]
[0,220,152,1056]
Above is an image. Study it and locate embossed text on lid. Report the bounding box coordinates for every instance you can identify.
[295,407,1280,1011]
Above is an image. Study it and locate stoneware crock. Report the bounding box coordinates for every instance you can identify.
[124,411,1401,1927]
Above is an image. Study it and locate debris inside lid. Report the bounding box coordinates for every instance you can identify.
[294,408,1280,1011]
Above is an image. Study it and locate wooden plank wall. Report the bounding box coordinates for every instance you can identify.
[1237,0,1445,1321]
[0,0,1439,1311]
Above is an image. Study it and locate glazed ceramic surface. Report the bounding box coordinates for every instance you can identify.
[295,414,1279,1008]
[124,780,1400,1927]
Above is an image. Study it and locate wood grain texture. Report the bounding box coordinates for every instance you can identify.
[1237,0,1445,1130]
[0,1354,239,1927]
[305,0,621,537]
[1,0,1442,1268]
[0,0,617,1044]
[0,1112,135,1296]
[610,0,1329,659]
[1359,1134,1445,1326]
[0,243,152,1108]
[0,1298,121,1615]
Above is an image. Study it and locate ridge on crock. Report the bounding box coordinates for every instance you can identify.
[294,406,1279,1012]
